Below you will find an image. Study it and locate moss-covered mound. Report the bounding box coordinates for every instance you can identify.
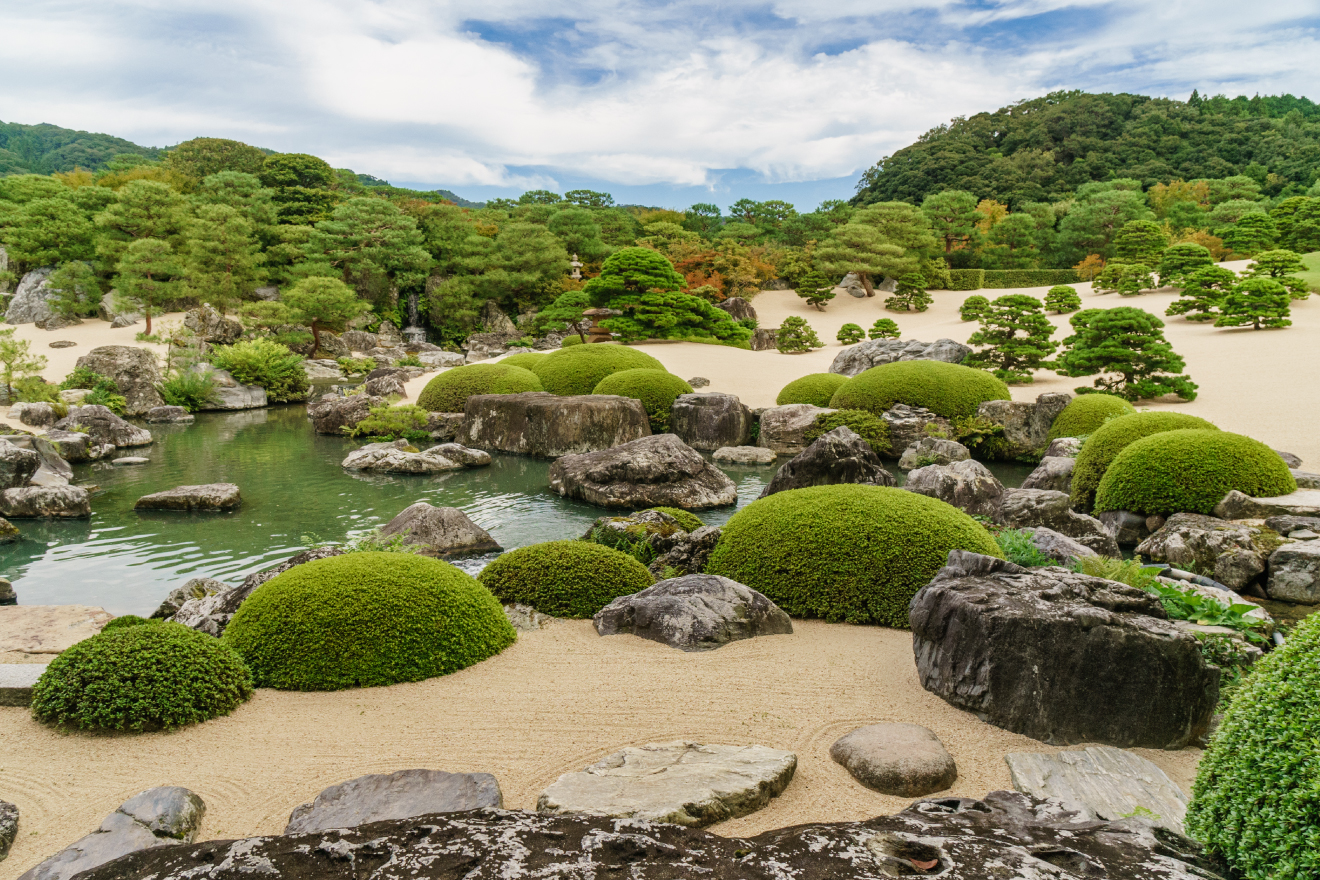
[530,345,665,396]
[647,507,704,532]
[776,373,848,407]
[416,363,543,412]
[592,369,693,433]
[1186,609,1320,879]
[1095,429,1296,516]
[1070,411,1219,509]
[499,351,546,370]
[31,622,252,731]
[223,552,515,691]
[705,484,1003,627]
[828,360,1010,419]
[1047,394,1136,441]
[477,540,654,618]
[100,614,163,634]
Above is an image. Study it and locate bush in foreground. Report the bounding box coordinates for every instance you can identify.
[417,363,543,412]
[530,344,665,396]
[705,484,1003,627]
[1047,393,1136,441]
[592,368,693,433]
[210,338,310,403]
[223,552,515,690]
[776,373,848,407]
[829,360,1010,420]
[32,622,252,731]
[477,540,654,618]
[1095,429,1296,516]
[1069,411,1219,509]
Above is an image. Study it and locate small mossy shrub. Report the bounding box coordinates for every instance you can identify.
[959,294,990,322]
[829,360,1010,420]
[591,368,693,433]
[705,484,1003,627]
[1047,393,1135,441]
[1095,429,1296,516]
[802,409,892,457]
[416,363,543,412]
[99,614,163,634]
[1186,608,1320,879]
[1070,411,1219,509]
[499,351,546,370]
[530,345,665,396]
[477,540,654,618]
[222,553,515,691]
[31,622,253,731]
[647,507,705,532]
[776,373,848,407]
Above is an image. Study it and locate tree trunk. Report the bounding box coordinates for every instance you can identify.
[145,308,152,336]
[860,273,875,297]
[309,321,322,359]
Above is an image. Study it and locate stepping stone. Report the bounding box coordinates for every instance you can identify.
[0,664,45,707]
[829,723,957,797]
[47,341,76,349]
[0,605,112,653]
[1006,745,1188,834]
[284,769,502,834]
[712,446,776,464]
[134,483,240,512]
[537,741,796,828]
[112,457,150,466]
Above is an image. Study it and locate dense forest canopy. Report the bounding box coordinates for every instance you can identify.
[0,120,162,176]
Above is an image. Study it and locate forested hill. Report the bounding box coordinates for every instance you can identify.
[853,90,1320,208]
[0,119,162,175]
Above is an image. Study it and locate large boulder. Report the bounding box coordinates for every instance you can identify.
[829,723,957,797]
[8,402,57,428]
[1,487,90,518]
[594,574,792,652]
[377,501,501,556]
[52,406,152,448]
[37,429,114,462]
[911,551,1219,749]
[97,291,139,325]
[363,373,407,397]
[897,437,969,470]
[285,770,503,835]
[646,525,723,579]
[1020,456,1075,493]
[0,440,39,489]
[198,368,266,411]
[0,798,15,861]
[73,347,164,415]
[170,548,343,637]
[1266,541,1320,603]
[669,393,753,451]
[1136,513,1271,591]
[714,296,756,323]
[307,393,385,435]
[759,426,895,498]
[975,392,1072,459]
[996,488,1121,557]
[182,304,243,344]
[828,337,971,377]
[134,484,241,512]
[755,403,834,454]
[1213,488,1320,519]
[462,392,650,458]
[341,440,487,475]
[904,459,1004,517]
[3,268,55,325]
[880,403,952,450]
[550,434,736,509]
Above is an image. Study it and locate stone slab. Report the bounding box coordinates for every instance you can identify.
[0,663,46,706]
[285,769,503,834]
[0,605,112,653]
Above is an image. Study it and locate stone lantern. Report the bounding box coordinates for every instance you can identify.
[582,308,615,344]
[570,253,583,281]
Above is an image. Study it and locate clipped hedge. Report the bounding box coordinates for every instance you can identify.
[500,351,546,370]
[648,507,705,532]
[223,553,515,691]
[829,360,1010,420]
[705,484,1003,627]
[416,363,543,412]
[1095,429,1297,515]
[1047,394,1136,441]
[1186,609,1320,879]
[31,622,253,731]
[477,540,654,618]
[530,345,665,396]
[592,368,693,433]
[1070,411,1219,509]
[982,269,1080,288]
[776,373,848,407]
[946,269,985,291]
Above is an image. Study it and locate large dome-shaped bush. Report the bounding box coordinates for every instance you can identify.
[31,622,253,731]
[1070,411,1219,509]
[222,552,515,690]
[592,368,693,432]
[416,363,543,412]
[776,373,848,407]
[1047,393,1136,441]
[477,540,654,618]
[1186,610,1320,878]
[530,344,665,396]
[1095,429,1296,516]
[828,360,1010,419]
[499,351,546,370]
[705,484,1003,627]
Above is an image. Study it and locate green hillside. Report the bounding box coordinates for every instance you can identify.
[0,119,162,175]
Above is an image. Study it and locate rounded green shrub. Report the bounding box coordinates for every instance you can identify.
[960,294,990,322]
[647,507,704,532]
[705,484,1003,627]
[560,335,584,347]
[416,363,543,412]
[1047,394,1137,441]
[592,368,693,432]
[100,614,162,634]
[776,373,848,407]
[531,344,665,396]
[802,409,892,457]
[500,351,546,370]
[1070,411,1219,509]
[477,540,654,618]
[32,622,253,731]
[1186,609,1320,879]
[828,360,1010,420]
[223,553,515,691]
[1095,429,1296,515]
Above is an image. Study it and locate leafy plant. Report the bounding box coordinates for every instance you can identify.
[959,294,990,321]
[1070,555,1162,589]
[395,354,424,367]
[347,402,431,441]
[336,356,377,376]
[775,316,824,352]
[868,318,900,339]
[994,529,1055,566]
[210,338,310,403]
[158,369,220,412]
[803,409,892,456]
[837,323,865,344]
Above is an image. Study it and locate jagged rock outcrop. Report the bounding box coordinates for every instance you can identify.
[462,392,650,458]
[183,304,243,344]
[4,268,55,325]
[306,393,384,435]
[759,427,894,497]
[0,440,40,490]
[73,347,164,415]
[647,525,723,579]
[549,434,737,509]
[880,403,952,450]
[829,337,971,377]
[897,437,970,470]
[53,406,152,448]
[976,392,1071,459]
[669,393,753,451]
[904,459,1004,517]
[996,488,1121,557]
[1135,513,1272,591]
[1020,456,1075,493]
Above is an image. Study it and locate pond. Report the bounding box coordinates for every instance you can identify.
[0,406,1036,616]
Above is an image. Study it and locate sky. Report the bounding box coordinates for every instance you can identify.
[2,1,1319,210]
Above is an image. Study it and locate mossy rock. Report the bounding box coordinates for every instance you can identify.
[1095,429,1297,516]
[416,363,543,413]
[802,409,892,457]
[500,351,546,370]
[592,369,693,433]
[1047,394,1136,441]
[530,345,665,396]
[1070,411,1219,509]
[477,540,655,618]
[776,373,848,407]
[829,360,1010,419]
[705,484,1003,627]
[31,622,253,731]
[647,507,704,532]
[222,552,515,691]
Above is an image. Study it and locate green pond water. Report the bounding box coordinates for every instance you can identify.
[0,405,1035,617]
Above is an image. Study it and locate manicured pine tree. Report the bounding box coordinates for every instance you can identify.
[1244,249,1310,299]
[1165,266,1238,322]
[46,261,102,319]
[1055,307,1197,401]
[776,316,823,352]
[0,327,46,399]
[1214,277,1292,330]
[1156,242,1214,286]
[884,272,932,312]
[795,270,836,310]
[184,204,266,314]
[869,318,901,339]
[281,276,373,358]
[1043,285,1082,314]
[114,238,181,335]
[965,294,1058,384]
[959,294,990,321]
[837,323,865,344]
[1111,220,1169,267]
[1095,261,1156,296]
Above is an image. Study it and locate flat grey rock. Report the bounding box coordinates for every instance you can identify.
[755,404,835,454]
[830,723,957,797]
[1214,489,1320,519]
[0,487,90,519]
[712,445,776,464]
[0,664,45,707]
[135,484,240,512]
[52,405,152,448]
[112,457,150,466]
[594,574,792,652]
[997,488,1120,557]
[1025,527,1098,565]
[1020,456,1075,493]
[377,501,500,556]
[284,769,503,835]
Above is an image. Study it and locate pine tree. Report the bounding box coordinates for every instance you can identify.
[965,294,1058,383]
[960,295,990,321]
[1111,220,1169,267]
[869,318,900,339]
[1221,213,1278,255]
[884,272,932,312]
[1165,266,1238,322]
[776,316,823,353]
[46,261,102,319]
[1214,277,1292,330]
[813,223,911,296]
[795,270,836,310]
[114,238,181,335]
[0,327,46,399]
[837,323,865,344]
[1095,261,1156,296]
[1244,249,1310,299]
[184,204,266,314]
[1043,285,1082,313]
[282,276,373,358]
[1055,307,1197,401]
[1156,242,1214,286]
